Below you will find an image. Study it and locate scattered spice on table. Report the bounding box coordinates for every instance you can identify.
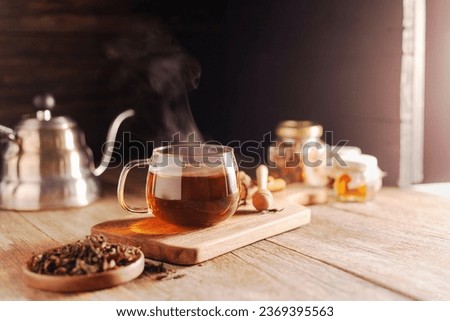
[144,260,185,281]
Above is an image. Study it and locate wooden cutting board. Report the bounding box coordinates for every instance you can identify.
[91,190,311,265]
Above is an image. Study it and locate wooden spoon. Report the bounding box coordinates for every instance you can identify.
[252,165,274,211]
[22,249,145,293]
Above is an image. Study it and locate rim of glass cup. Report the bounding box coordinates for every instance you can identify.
[150,143,236,168]
[152,143,234,157]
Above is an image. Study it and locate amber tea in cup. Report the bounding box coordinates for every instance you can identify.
[118,144,240,228]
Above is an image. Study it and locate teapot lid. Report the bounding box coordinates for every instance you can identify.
[15,94,76,130]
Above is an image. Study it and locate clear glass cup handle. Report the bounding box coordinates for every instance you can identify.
[117,159,149,214]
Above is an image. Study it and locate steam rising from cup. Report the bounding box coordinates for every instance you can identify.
[105,21,204,146]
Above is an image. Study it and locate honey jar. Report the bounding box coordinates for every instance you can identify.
[333,154,383,202]
[325,145,362,188]
[268,120,328,187]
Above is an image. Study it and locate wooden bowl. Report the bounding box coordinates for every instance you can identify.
[22,250,145,293]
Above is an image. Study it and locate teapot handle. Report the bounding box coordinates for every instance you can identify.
[93,109,135,176]
[0,124,16,142]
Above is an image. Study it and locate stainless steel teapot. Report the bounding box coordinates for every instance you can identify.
[0,94,134,210]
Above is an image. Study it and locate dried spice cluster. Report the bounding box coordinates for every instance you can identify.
[27,235,141,276]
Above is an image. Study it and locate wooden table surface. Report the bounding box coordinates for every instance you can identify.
[1,170,450,301]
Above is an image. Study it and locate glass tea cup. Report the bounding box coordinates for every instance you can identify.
[117,144,240,228]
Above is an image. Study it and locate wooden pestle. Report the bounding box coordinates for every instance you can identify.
[252,165,274,211]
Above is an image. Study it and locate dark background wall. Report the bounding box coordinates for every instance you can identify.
[222,0,402,185]
[0,0,229,157]
[0,0,405,185]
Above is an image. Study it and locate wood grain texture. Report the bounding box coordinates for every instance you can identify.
[91,199,311,265]
[269,188,450,300]
[0,170,448,300]
[232,240,408,300]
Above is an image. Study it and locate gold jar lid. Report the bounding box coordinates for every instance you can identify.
[275,120,323,139]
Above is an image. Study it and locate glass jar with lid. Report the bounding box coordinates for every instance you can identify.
[268,120,328,187]
[325,145,362,188]
[333,154,383,202]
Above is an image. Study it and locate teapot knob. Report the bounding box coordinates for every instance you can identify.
[33,94,55,121]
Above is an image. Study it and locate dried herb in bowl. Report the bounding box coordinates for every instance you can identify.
[27,235,141,276]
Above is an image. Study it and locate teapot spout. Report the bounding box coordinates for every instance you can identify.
[0,124,16,142]
[93,109,135,176]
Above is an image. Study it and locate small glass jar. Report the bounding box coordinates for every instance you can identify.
[268,120,327,187]
[325,145,362,188]
[268,139,300,184]
[333,154,383,202]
